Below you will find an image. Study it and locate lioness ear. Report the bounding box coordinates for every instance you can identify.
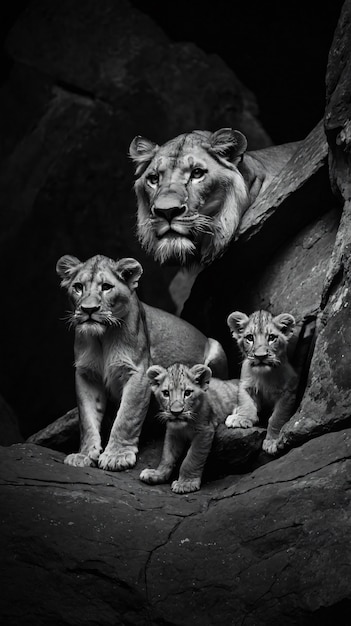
[207,128,247,167]
[115,258,143,291]
[273,313,296,338]
[56,255,82,282]
[190,364,212,390]
[227,311,249,339]
[129,135,159,177]
[147,365,166,387]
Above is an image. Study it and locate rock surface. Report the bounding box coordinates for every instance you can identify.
[1,436,351,625]
[275,0,351,453]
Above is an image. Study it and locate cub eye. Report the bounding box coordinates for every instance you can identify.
[184,389,193,397]
[268,333,277,342]
[101,283,114,291]
[73,282,83,294]
[191,167,206,180]
[146,173,159,187]
[162,389,170,397]
[244,333,254,342]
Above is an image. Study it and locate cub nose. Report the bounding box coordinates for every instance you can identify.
[153,205,187,222]
[254,348,268,360]
[81,304,100,314]
[170,400,184,416]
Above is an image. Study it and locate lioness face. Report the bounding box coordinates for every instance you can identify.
[56,255,143,336]
[130,128,249,267]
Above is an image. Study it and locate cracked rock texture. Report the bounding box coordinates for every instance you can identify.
[1,437,351,625]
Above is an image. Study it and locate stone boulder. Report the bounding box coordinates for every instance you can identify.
[1,435,351,625]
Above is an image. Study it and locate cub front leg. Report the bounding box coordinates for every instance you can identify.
[140,427,185,485]
[171,426,215,494]
[65,370,106,468]
[225,384,259,429]
[262,393,296,455]
[98,371,151,471]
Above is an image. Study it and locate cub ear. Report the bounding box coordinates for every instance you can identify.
[273,313,296,338]
[56,255,82,283]
[115,258,143,291]
[227,311,249,339]
[147,365,166,387]
[190,364,212,390]
[129,135,159,177]
[207,128,247,167]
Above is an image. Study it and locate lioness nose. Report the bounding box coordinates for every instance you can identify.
[153,205,187,222]
[81,304,100,314]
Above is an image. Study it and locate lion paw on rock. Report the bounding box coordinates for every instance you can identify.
[171,478,201,494]
[225,411,256,429]
[64,452,97,468]
[139,468,167,484]
[98,449,137,471]
[262,437,280,456]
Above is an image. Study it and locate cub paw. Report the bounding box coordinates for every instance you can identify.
[98,449,137,471]
[171,478,201,494]
[139,468,167,484]
[262,437,279,456]
[64,453,96,468]
[225,411,256,429]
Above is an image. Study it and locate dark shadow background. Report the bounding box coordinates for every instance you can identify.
[130,0,343,143]
[0,1,344,141]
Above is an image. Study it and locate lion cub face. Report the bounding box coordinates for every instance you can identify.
[147,363,212,424]
[227,309,295,373]
[56,254,143,336]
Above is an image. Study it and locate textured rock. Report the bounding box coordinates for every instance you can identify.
[275,0,351,452]
[1,435,351,625]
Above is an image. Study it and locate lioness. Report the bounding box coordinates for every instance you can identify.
[129,127,299,267]
[56,254,227,471]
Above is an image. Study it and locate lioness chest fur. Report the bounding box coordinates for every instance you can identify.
[226,309,298,455]
[140,363,239,493]
[56,254,227,472]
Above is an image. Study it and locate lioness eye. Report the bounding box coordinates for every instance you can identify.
[268,334,277,342]
[184,389,193,397]
[245,334,254,342]
[162,389,169,397]
[147,173,159,186]
[191,167,206,179]
[73,282,83,293]
[101,283,113,291]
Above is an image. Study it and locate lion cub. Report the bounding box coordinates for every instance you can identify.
[139,363,239,494]
[226,309,298,455]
